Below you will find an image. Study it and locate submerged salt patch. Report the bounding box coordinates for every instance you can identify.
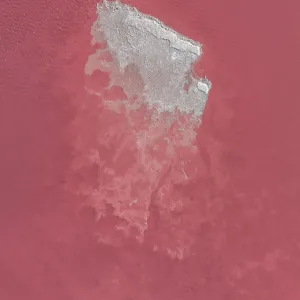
[88,0,211,117]
[81,1,212,255]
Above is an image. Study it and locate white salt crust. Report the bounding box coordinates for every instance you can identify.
[87,0,212,116]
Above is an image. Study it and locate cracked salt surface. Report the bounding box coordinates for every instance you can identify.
[87,0,212,117]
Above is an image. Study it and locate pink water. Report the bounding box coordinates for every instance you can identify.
[1,0,300,299]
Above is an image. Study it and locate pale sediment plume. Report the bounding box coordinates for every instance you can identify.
[86,0,211,117]
[81,0,213,258]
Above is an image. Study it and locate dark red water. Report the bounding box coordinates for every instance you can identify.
[1,0,300,299]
